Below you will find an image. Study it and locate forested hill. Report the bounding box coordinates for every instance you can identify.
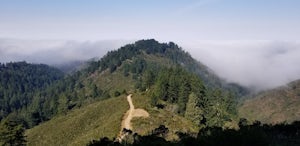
[87,39,218,86]
[0,39,246,128]
[1,39,299,146]
[24,39,241,145]
[86,39,248,96]
[0,62,64,121]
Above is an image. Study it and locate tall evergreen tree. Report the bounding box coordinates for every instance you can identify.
[178,78,190,115]
[185,93,203,126]
[0,119,26,146]
[167,73,179,103]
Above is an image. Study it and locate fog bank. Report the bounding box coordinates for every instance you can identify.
[1,39,300,91]
[0,39,129,65]
[184,40,300,91]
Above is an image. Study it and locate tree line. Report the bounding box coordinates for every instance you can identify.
[88,120,300,146]
[0,61,116,129]
[119,57,238,128]
[0,62,64,122]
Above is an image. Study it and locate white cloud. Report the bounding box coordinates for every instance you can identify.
[1,38,300,92]
[184,40,300,91]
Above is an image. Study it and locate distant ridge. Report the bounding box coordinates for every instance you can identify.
[239,79,300,123]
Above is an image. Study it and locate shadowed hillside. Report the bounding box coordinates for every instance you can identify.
[88,120,300,146]
[0,62,64,122]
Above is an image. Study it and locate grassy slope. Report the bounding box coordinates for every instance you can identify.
[26,93,198,146]
[239,80,300,124]
[91,68,136,94]
[131,93,199,141]
[26,53,200,145]
[26,95,128,146]
[25,67,135,146]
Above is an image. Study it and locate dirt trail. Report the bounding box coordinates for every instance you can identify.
[118,94,149,139]
[123,94,135,130]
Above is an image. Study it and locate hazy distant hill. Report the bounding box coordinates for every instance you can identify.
[239,80,300,124]
[53,60,87,74]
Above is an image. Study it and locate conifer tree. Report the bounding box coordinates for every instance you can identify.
[185,93,203,126]
[0,119,26,146]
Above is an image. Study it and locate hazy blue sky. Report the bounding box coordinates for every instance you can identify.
[1,0,300,41]
[1,0,300,91]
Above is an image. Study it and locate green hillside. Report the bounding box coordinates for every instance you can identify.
[22,39,239,145]
[0,62,64,121]
[1,39,247,145]
[26,93,199,146]
[26,95,128,146]
[239,80,300,124]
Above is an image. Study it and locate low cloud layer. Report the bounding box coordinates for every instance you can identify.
[184,40,300,91]
[0,39,129,65]
[1,39,300,91]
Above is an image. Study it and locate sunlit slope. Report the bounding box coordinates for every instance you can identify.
[26,96,128,146]
[25,39,237,145]
[26,93,199,146]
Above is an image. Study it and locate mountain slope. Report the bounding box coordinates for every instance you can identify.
[239,80,300,123]
[26,39,237,128]
[26,95,128,146]
[24,39,238,145]
[0,62,64,121]
[26,93,198,146]
[84,39,247,96]
[2,39,300,146]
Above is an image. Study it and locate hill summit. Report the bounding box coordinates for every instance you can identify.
[86,39,247,94]
[19,39,240,145]
[1,39,299,146]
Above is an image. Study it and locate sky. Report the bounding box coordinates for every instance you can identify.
[1,0,300,91]
[1,0,300,41]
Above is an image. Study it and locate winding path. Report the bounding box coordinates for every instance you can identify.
[118,94,149,140]
[123,94,135,130]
